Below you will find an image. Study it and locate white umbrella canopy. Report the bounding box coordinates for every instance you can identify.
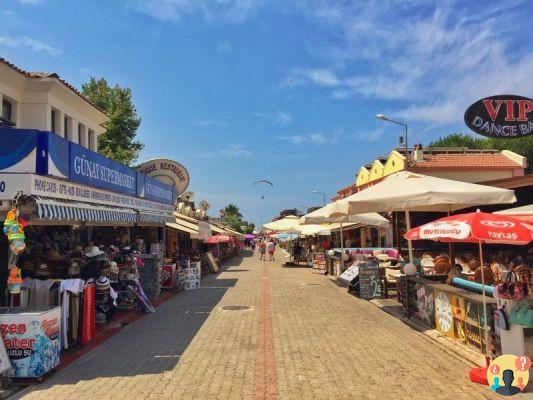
[495,204,533,223]
[300,203,389,227]
[262,215,300,231]
[331,171,516,215]
[297,224,331,236]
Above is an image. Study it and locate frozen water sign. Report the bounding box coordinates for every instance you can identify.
[464,95,533,138]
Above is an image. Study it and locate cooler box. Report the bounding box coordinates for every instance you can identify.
[0,306,61,378]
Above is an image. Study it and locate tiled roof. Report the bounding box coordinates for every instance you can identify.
[409,153,521,169]
[0,57,108,116]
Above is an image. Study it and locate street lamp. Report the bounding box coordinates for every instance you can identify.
[312,190,326,206]
[376,114,408,155]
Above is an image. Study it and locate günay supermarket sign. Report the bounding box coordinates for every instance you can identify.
[464,95,533,138]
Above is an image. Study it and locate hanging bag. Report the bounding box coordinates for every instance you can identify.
[496,271,528,300]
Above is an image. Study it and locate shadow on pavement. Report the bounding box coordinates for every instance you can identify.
[17,255,246,394]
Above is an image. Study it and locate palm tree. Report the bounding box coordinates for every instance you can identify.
[224,204,242,219]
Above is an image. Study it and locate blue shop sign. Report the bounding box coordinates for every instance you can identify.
[69,142,137,196]
[145,175,176,204]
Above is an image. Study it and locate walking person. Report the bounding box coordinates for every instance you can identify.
[259,240,266,261]
[267,239,276,261]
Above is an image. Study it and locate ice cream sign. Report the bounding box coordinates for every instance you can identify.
[464,95,533,138]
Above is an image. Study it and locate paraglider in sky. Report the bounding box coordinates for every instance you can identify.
[253,180,273,200]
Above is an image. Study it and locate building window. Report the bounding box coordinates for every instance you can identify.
[88,129,95,150]
[51,109,56,133]
[64,116,68,139]
[2,99,12,122]
[78,123,82,144]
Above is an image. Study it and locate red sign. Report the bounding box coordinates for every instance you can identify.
[464,95,533,138]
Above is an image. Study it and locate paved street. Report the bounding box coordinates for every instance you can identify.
[16,250,502,399]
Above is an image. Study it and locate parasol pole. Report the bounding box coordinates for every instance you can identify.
[478,239,490,359]
[405,210,414,264]
[340,222,344,275]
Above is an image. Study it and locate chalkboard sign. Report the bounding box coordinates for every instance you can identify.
[358,261,382,299]
[338,264,360,287]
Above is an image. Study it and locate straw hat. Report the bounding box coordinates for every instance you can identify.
[95,276,110,292]
[85,246,104,258]
[109,261,119,276]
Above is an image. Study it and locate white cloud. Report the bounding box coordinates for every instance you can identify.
[279,132,329,145]
[275,111,291,126]
[354,128,385,143]
[0,35,59,55]
[221,144,252,158]
[289,1,532,125]
[193,119,228,127]
[134,0,263,23]
[17,0,42,4]
[200,144,251,159]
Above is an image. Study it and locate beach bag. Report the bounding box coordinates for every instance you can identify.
[508,301,533,327]
[496,271,528,300]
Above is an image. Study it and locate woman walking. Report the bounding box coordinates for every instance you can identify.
[259,240,266,261]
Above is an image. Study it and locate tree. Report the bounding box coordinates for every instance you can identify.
[429,133,533,171]
[428,133,490,149]
[224,204,242,219]
[82,78,144,165]
[245,223,255,234]
[221,214,243,233]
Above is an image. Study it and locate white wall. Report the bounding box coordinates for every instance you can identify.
[0,62,108,151]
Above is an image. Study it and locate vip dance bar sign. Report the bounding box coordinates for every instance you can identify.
[464,95,533,138]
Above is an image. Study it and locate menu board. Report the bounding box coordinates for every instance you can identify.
[358,261,382,299]
[338,263,362,287]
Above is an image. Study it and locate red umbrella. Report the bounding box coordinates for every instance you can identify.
[405,211,532,245]
[404,210,532,377]
[205,235,231,244]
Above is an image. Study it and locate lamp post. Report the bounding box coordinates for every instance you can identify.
[376,114,408,156]
[376,113,412,263]
[312,190,326,206]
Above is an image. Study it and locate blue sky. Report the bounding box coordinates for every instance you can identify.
[1,0,532,226]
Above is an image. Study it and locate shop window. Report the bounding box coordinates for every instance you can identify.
[2,99,12,122]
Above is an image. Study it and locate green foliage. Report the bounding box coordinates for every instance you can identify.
[223,204,242,219]
[429,133,533,170]
[245,223,255,234]
[82,78,144,166]
[221,214,243,233]
[428,133,491,149]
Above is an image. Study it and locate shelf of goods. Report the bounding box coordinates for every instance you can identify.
[139,254,163,300]
[312,254,327,274]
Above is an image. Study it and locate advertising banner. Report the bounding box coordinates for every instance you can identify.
[144,175,176,205]
[464,95,533,138]
[69,142,137,196]
[0,306,61,378]
[0,174,174,213]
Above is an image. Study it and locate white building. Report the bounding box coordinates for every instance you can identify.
[0,57,108,151]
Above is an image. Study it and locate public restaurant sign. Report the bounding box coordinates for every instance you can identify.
[464,95,533,138]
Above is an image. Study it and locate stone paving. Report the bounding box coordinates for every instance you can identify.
[14,250,515,399]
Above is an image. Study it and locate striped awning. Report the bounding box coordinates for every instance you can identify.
[32,196,137,224]
[138,212,175,225]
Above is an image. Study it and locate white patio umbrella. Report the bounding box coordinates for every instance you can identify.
[262,215,300,231]
[297,224,331,236]
[495,204,533,223]
[329,171,517,263]
[300,205,390,271]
